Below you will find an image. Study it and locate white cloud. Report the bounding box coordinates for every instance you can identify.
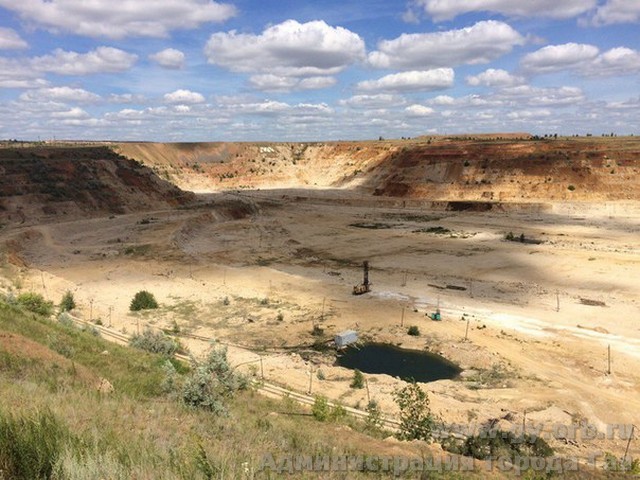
[204,20,365,77]
[430,95,456,105]
[108,93,146,104]
[506,109,552,119]
[590,0,640,25]
[356,69,454,93]
[249,74,336,92]
[368,21,524,69]
[32,47,137,75]
[415,0,596,21]
[588,47,640,76]
[0,0,236,39]
[0,27,28,49]
[19,86,101,103]
[522,43,640,77]
[163,89,205,104]
[405,104,435,116]
[0,58,46,88]
[51,107,90,119]
[149,48,185,69]
[466,68,523,87]
[339,94,406,109]
[499,85,585,106]
[521,43,599,74]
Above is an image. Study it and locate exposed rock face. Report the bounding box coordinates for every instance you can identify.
[115,137,640,202]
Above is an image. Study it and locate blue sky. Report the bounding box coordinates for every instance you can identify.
[0,0,638,141]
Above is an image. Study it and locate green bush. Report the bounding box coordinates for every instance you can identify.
[16,292,54,316]
[129,328,178,357]
[407,325,420,336]
[350,369,365,389]
[59,290,76,312]
[129,290,158,311]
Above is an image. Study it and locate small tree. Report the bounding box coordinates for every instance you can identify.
[393,382,436,441]
[59,291,76,312]
[407,325,420,336]
[350,369,365,389]
[365,400,384,433]
[130,290,158,311]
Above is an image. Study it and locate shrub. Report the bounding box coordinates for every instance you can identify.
[350,369,365,389]
[59,290,76,312]
[393,382,436,441]
[276,312,284,322]
[567,185,576,191]
[505,231,515,241]
[407,325,420,336]
[129,290,158,311]
[16,292,54,316]
[312,395,330,422]
[181,344,247,413]
[129,328,178,356]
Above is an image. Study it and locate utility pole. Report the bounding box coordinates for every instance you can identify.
[89,298,94,322]
[365,375,371,404]
[308,365,313,395]
[556,290,560,312]
[464,317,470,341]
[320,297,326,322]
[108,306,113,328]
[400,306,405,327]
[623,425,635,464]
[260,356,264,380]
[607,344,611,374]
[401,271,407,287]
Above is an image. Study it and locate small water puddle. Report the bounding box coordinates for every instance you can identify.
[336,343,461,382]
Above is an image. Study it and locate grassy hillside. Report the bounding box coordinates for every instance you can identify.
[0,299,493,479]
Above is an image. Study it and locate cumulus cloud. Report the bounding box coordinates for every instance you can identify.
[249,74,336,92]
[19,86,101,103]
[0,27,28,49]
[521,43,599,74]
[339,94,407,109]
[588,47,640,76]
[0,58,46,88]
[149,48,185,69]
[204,20,365,77]
[357,69,454,93]
[466,68,524,87]
[368,21,524,69]
[405,104,435,116]
[589,0,640,25]
[50,107,90,119]
[108,93,146,104]
[163,89,205,104]
[0,0,236,38]
[498,85,585,106]
[32,47,137,75]
[414,0,596,21]
[522,43,640,77]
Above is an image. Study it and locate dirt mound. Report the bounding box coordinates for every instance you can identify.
[115,137,640,203]
[0,146,195,225]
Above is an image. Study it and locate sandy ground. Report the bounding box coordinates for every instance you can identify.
[1,189,639,464]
